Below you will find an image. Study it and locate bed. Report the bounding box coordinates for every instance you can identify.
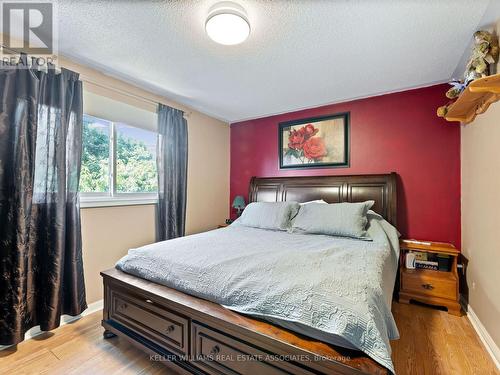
[101,173,398,375]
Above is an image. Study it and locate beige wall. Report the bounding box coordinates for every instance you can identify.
[461,102,500,348]
[461,20,500,350]
[56,57,230,304]
[81,205,156,303]
[185,110,230,235]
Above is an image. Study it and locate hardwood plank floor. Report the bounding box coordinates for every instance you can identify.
[0,302,498,375]
[391,302,499,375]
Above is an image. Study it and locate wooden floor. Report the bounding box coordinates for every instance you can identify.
[0,302,498,375]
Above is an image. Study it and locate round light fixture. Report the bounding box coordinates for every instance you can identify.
[205,2,250,45]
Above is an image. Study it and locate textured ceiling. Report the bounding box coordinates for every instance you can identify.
[53,0,492,122]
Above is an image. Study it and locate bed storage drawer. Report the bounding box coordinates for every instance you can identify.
[191,323,312,375]
[109,288,189,355]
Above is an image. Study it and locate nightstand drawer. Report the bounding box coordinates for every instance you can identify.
[402,270,456,300]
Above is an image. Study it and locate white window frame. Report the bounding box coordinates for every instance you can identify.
[80,115,158,208]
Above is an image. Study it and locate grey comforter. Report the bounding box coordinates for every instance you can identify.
[116,214,400,372]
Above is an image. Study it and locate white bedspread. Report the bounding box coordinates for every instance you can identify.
[116,214,400,372]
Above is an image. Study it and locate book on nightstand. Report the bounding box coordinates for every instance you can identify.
[412,251,439,270]
[415,260,438,270]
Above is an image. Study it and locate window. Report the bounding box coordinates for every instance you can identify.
[80,115,111,194]
[115,123,157,193]
[80,114,157,207]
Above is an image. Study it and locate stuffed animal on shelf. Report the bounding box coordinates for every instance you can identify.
[464,30,499,82]
[445,80,467,99]
[438,30,499,117]
[437,103,452,118]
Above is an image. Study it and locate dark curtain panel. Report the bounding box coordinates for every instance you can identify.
[0,59,86,346]
[157,104,188,241]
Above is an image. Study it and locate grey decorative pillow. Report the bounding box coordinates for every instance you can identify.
[240,202,300,230]
[292,201,375,239]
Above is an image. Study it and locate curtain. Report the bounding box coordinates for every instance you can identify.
[157,104,188,241]
[0,57,86,346]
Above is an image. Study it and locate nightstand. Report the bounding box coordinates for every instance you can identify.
[399,239,461,316]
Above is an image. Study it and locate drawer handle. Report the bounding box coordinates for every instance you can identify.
[165,324,175,334]
[422,283,434,290]
[119,302,128,310]
[145,299,153,304]
[210,345,220,356]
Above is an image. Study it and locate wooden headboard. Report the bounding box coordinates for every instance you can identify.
[249,173,397,226]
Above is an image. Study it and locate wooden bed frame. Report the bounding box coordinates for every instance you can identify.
[101,173,397,375]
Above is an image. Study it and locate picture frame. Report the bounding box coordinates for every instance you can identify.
[278,112,350,169]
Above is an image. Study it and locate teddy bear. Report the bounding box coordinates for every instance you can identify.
[464,30,499,81]
[439,30,499,107]
[445,80,468,100]
[437,103,452,118]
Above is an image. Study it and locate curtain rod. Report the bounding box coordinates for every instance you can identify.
[1,44,191,117]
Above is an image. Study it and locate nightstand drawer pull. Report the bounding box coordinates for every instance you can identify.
[145,299,153,304]
[421,283,434,290]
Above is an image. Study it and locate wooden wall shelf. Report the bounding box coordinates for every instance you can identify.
[443,73,500,124]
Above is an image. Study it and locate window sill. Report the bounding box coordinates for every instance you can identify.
[80,197,158,208]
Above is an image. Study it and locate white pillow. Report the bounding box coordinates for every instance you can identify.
[292,201,374,239]
[240,202,300,231]
[300,199,328,205]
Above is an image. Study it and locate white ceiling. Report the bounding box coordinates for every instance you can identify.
[53,0,494,123]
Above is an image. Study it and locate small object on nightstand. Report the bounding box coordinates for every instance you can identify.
[405,251,416,269]
[399,239,461,316]
[232,195,246,217]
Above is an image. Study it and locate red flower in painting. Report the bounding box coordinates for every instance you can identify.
[288,124,320,151]
[303,124,319,138]
[288,129,305,150]
[303,137,327,160]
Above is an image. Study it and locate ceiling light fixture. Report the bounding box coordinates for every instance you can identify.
[205,2,250,45]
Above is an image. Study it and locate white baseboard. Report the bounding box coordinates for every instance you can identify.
[0,299,103,351]
[82,299,104,316]
[463,302,500,370]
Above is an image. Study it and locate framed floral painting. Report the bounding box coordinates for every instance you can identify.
[279,112,350,169]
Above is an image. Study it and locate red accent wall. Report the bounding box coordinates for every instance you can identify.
[230,84,461,247]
